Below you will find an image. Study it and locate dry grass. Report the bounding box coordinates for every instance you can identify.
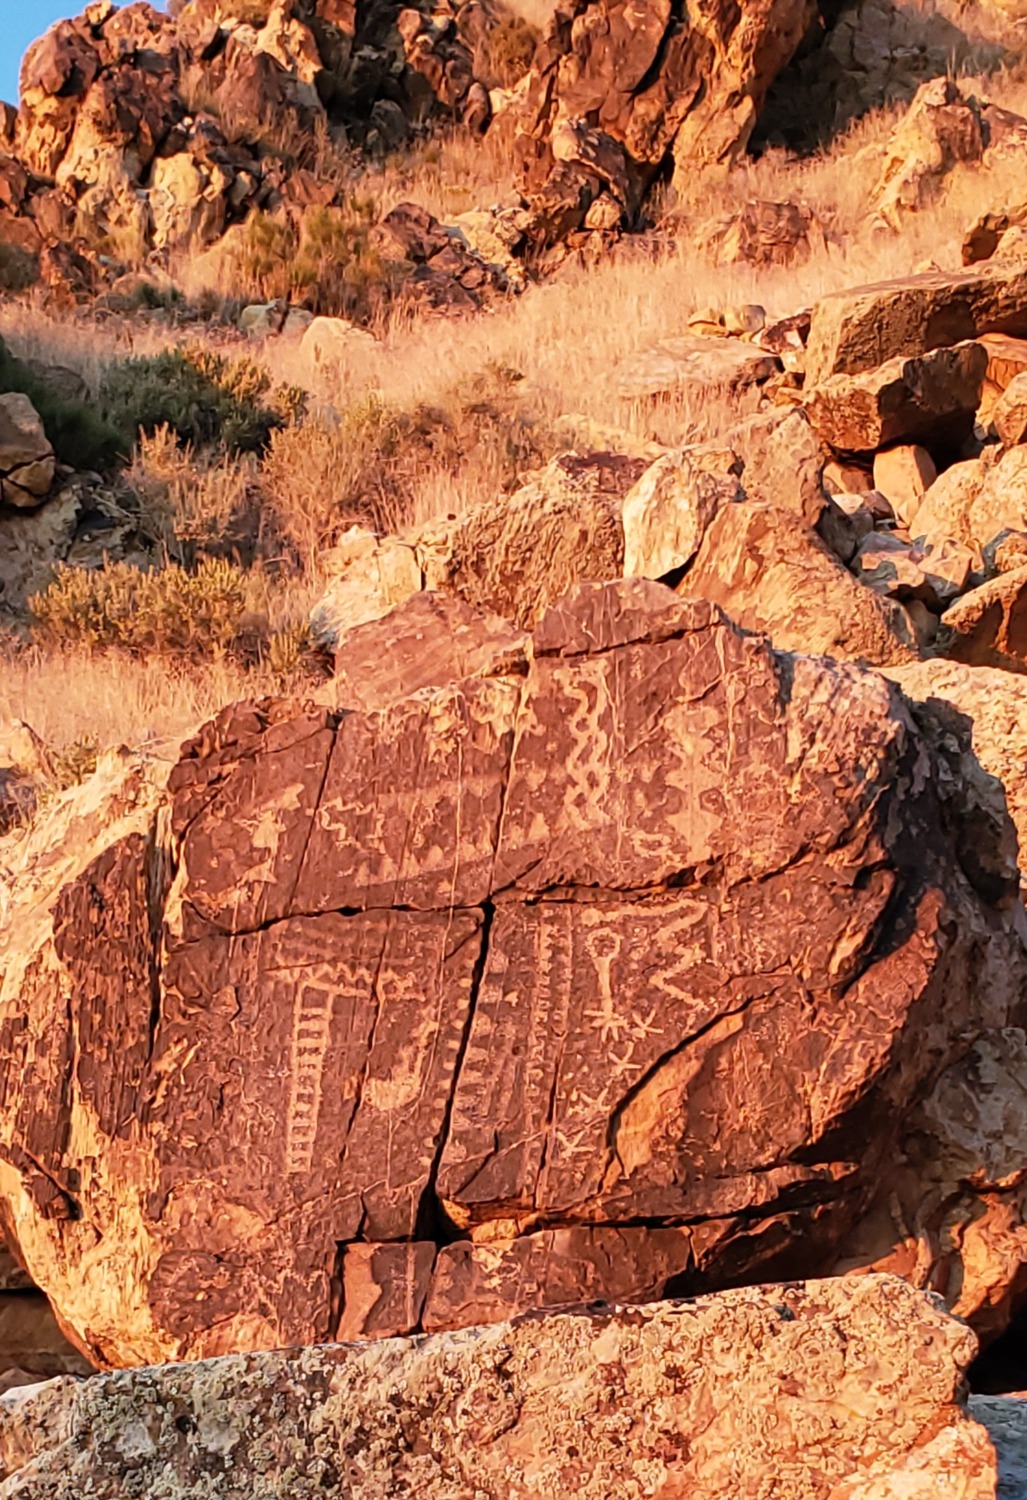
[0,648,277,761]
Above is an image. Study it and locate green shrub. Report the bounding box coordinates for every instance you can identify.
[29,558,250,659]
[0,339,124,472]
[98,346,305,455]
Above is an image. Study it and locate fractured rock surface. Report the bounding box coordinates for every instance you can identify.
[0,1277,1001,1499]
[0,580,1024,1366]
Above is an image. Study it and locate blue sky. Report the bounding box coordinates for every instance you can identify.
[0,1,166,106]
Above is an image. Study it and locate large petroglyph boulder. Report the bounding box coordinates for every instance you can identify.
[0,580,1024,1367]
[0,1277,1002,1499]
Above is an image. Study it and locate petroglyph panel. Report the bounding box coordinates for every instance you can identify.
[494,585,907,896]
[3,580,1024,1365]
[146,909,482,1342]
[437,861,932,1229]
[294,677,520,914]
[168,703,337,936]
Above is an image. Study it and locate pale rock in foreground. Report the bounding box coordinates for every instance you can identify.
[0,1278,1000,1499]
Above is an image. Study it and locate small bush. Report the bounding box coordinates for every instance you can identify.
[261,371,557,557]
[126,426,262,564]
[474,13,538,88]
[98,346,305,455]
[30,558,250,659]
[0,339,124,472]
[232,202,398,323]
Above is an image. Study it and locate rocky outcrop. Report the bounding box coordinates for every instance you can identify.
[0,1277,1003,1498]
[870,78,984,231]
[312,450,645,648]
[804,340,988,452]
[509,0,817,244]
[1,0,496,271]
[1,579,1024,1366]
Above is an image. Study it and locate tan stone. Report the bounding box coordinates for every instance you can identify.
[309,525,422,650]
[615,335,780,402]
[805,265,1027,387]
[912,445,1027,562]
[0,1278,999,1499]
[727,406,828,525]
[0,394,54,510]
[887,656,1027,890]
[992,369,1027,444]
[676,501,919,664]
[621,444,742,578]
[824,458,874,494]
[298,314,379,387]
[835,1028,1027,1344]
[804,341,988,453]
[940,563,1027,671]
[873,443,938,528]
[852,532,971,611]
[871,78,984,231]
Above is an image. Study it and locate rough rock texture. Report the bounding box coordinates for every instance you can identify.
[913,446,1027,563]
[3,0,494,271]
[833,1029,1027,1344]
[676,501,920,664]
[804,340,988,452]
[512,0,817,243]
[887,658,1027,888]
[940,565,1027,673]
[311,451,645,650]
[971,1397,1027,1498]
[0,396,54,510]
[0,1278,1002,1499]
[615,334,780,402]
[1,579,1025,1366]
[805,266,1027,387]
[870,78,984,231]
[621,443,743,578]
[993,371,1027,444]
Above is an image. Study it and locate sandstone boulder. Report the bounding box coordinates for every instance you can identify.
[621,443,742,578]
[873,443,937,528]
[940,565,1027,672]
[0,1278,1001,1499]
[805,266,1027,388]
[871,78,984,231]
[311,451,645,651]
[615,335,780,402]
[677,501,920,664]
[852,532,970,611]
[992,371,1027,444]
[804,341,988,453]
[0,395,54,510]
[912,446,1027,564]
[834,1030,1027,1344]
[727,406,830,526]
[888,657,1027,890]
[2,579,1024,1365]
